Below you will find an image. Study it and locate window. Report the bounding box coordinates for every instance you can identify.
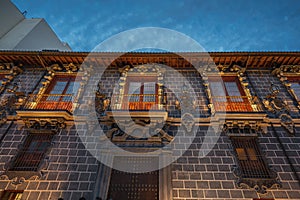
[287,77,300,101]
[36,75,80,111]
[122,76,158,110]
[1,191,23,200]
[209,76,252,112]
[11,133,53,171]
[231,136,271,179]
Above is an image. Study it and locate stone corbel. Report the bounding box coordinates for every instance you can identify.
[223,120,267,135]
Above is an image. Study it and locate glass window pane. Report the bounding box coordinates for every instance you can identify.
[128,82,141,102]
[63,81,80,101]
[210,82,226,102]
[224,81,243,102]
[290,82,300,100]
[47,81,67,101]
[143,82,156,102]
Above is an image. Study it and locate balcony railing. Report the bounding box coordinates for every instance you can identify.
[22,94,75,113]
[111,94,164,111]
[212,96,262,112]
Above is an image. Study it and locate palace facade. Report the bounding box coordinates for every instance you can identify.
[0,51,299,200]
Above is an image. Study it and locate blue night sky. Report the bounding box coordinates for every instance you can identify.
[12,0,300,52]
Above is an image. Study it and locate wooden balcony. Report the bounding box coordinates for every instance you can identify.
[111,94,164,111]
[17,94,75,121]
[212,96,263,112]
[22,94,75,112]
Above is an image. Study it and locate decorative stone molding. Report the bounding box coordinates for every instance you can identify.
[95,82,110,116]
[174,83,197,133]
[0,63,23,94]
[234,173,281,194]
[0,62,14,70]
[46,62,80,73]
[105,123,173,144]
[23,117,66,130]
[272,64,300,76]
[223,120,266,135]
[0,92,25,127]
[272,64,300,109]
[202,64,262,115]
[263,84,295,135]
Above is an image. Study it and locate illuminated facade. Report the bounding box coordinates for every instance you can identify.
[0,51,299,200]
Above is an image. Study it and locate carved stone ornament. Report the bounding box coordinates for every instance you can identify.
[181,113,195,133]
[272,64,300,109]
[95,82,110,116]
[0,160,49,186]
[223,120,266,135]
[234,172,281,194]
[105,122,173,144]
[46,63,80,73]
[272,64,300,76]
[23,117,66,130]
[263,83,295,135]
[0,94,23,127]
[0,63,23,94]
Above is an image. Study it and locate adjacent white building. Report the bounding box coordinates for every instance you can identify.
[0,0,71,51]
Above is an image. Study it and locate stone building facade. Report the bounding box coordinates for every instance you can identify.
[0,51,299,200]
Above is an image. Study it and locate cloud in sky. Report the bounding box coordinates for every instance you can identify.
[12,0,300,52]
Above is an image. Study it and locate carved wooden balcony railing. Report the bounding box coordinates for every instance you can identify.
[22,94,75,113]
[212,96,263,112]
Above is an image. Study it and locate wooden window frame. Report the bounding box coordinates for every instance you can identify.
[122,76,159,110]
[36,75,79,111]
[10,133,54,171]
[209,76,252,112]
